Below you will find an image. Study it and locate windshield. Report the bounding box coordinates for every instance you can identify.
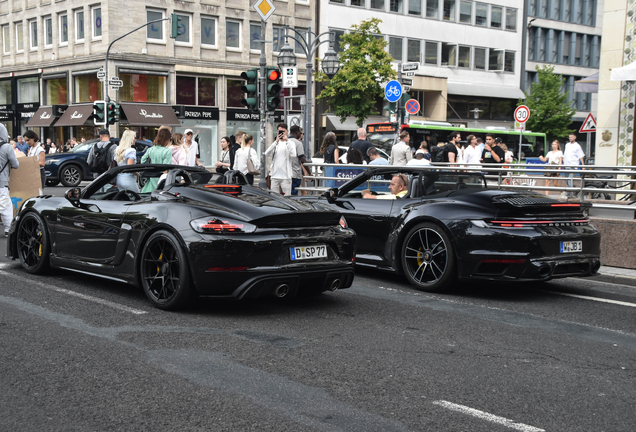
[367,132,395,155]
[69,142,95,153]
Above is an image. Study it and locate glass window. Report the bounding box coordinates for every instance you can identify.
[59,15,68,44]
[330,0,344,3]
[227,79,244,108]
[474,47,486,69]
[426,0,439,18]
[425,41,438,65]
[16,22,24,52]
[576,0,583,23]
[250,23,261,50]
[2,26,9,54]
[44,77,68,105]
[475,3,487,26]
[563,32,570,63]
[272,26,283,51]
[541,0,548,18]
[407,39,421,62]
[552,30,559,63]
[45,18,53,47]
[389,37,403,61]
[390,0,403,13]
[458,45,470,68]
[92,7,102,38]
[295,28,307,55]
[488,48,503,71]
[506,8,517,31]
[529,0,537,16]
[76,11,84,41]
[504,51,515,72]
[409,0,422,15]
[351,0,364,6]
[175,14,190,43]
[74,74,103,102]
[586,0,595,25]
[459,1,472,23]
[333,29,345,53]
[552,1,560,20]
[564,0,572,21]
[119,74,166,103]
[491,6,502,28]
[147,10,164,41]
[0,80,11,104]
[17,77,39,103]
[176,76,196,105]
[30,21,37,49]
[201,17,216,46]
[441,42,456,66]
[226,21,240,49]
[443,0,456,21]
[371,0,385,10]
[198,78,216,106]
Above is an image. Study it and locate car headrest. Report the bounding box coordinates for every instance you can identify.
[164,169,194,188]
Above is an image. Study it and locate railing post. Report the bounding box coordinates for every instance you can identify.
[580,171,586,203]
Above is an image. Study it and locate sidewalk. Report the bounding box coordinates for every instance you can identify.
[582,266,636,287]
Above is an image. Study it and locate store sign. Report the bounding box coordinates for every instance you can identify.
[53,105,67,116]
[21,112,35,119]
[139,108,163,119]
[227,109,284,122]
[173,106,220,120]
[17,103,40,111]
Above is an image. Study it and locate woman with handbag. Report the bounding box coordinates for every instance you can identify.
[215,136,231,174]
[232,134,260,185]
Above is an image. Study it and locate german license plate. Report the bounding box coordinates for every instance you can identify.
[290,245,327,260]
[560,241,582,253]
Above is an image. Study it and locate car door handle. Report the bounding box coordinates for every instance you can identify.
[107,217,122,222]
[369,215,384,221]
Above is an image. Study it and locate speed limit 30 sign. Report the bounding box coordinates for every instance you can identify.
[514,105,530,123]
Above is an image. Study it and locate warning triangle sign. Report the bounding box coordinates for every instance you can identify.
[579,112,597,133]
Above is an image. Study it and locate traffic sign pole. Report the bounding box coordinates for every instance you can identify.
[514,105,530,162]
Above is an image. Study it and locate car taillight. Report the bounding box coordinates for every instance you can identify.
[339,216,348,229]
[190,217,256,234]
[489,220,588,228]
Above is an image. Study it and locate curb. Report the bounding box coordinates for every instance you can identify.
[577,273,636,287]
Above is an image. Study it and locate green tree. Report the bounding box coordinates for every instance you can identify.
[519,65,576,142]
[317,18,397,127]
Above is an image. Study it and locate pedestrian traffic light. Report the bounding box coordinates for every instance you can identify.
[240,68,259,112]
[266,67,281,111]
[107,102,120,125]
[93,100,106,126]
[170,13,183,39]
[383,101,396,114]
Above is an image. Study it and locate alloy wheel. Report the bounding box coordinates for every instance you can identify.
[403,227,449,286]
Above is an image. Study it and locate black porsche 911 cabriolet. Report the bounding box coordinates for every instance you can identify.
[299,166,601,292]
[7,166,356,310]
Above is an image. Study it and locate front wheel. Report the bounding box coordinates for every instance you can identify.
[17,212,50,274]
[140,230,194,310]
[401,222,456,292]
[60,164,82,187]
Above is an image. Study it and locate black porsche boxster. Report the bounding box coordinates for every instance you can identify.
[299,166,601,292]
[7,166,356,310]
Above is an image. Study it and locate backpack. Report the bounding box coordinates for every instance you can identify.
[430,145,445,163]
[92,142,115,173]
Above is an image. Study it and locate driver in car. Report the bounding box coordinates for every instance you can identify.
[362,174,408,200]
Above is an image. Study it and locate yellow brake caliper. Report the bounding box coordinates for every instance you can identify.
[417,247,424,266]
[157,253,163,273]
[38,230,43,257]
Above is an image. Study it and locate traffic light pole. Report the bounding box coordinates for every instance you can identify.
[258,19,268,189]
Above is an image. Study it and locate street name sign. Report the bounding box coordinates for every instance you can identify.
[282,66,298,88]
[384,80,402,102]
[109,77,124,90]
[402,62,419,72]
[514,105,530,123]
[97,69,106,82]
[401,78,413,86]
[253,0,276,21]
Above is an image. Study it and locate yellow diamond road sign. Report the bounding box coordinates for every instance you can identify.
[253,0,276,21]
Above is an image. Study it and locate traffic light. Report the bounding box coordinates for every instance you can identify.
[240,68,259,112]
[383,101,396,114]
[266,67,281,111]
[93,100,106,126]
[107,102,120,125]
[170,13,183,39]
[397,92,410,123]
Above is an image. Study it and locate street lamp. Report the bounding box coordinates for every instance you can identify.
[276,27,340,160]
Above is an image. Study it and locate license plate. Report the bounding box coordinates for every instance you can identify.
[290,245,327,261]
[560,241,582,253]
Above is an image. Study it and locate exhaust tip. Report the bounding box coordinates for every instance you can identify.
[328,278,341,292]
[274,283,290,298]
[591,261,601,275]
[537,265,551,278]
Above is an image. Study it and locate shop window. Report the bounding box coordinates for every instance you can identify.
[74,74,102,102]
[227,79,244,108]
[407,39,421,63]
[18,77,39,103]
[16,22,24,52]
[59,14,68,45]
[458,45,470,68]
[0,80,12,105]
[506,8,517,31]
[474,47,486,70]
[490,6,502,28]
[443,0,456,21]
[30,20,37,50]
[250,23,261,50]
[226,21,241,49]
[175,14,191,44]
[45,18,53,47]
[44,78,68,105]
[75,10,85,42]
[389,37,403,61]
[92,7,102,39]
[459,1,472,23]
[425,41,438,65]
[475,3,487,26]
[199,78,216,106]
[426,0,439,18]
[120,74,166,103]
[201,17,217,47]
[146,10,164,42]
[176,76,196,105]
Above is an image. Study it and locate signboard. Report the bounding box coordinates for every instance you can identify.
[97,69,106,81]
[367,123,398,133]
[579,112,597,133]
[109,77,123,91]
[402,62,419,72]
[405,99,420,115]
[384,80,402,103]
[253,0,276,21]
[401,78,413,86]
[514,105,530,123]
[405,72,415,77]
[282,66,298,88]
[403,86,411,92]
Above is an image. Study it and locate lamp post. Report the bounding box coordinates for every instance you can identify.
[277,26,340,160]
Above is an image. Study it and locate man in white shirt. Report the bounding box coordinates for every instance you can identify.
[463,134,481,167]
[184,129,204,167]
[265,123,297,195]
[563,133,585,197]
[407,149,431,166]
[390,131,412,166]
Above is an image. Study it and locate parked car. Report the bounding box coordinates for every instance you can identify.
[44,138,152,187]
[297,166,601,292]
[7,166,356,310]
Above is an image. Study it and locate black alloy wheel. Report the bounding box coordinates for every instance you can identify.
[60,164,82,187]
[401,222,455,292]
[17,212,50,274]
[140,230,193,310]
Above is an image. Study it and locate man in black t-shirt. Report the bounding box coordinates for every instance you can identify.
[481,133,505,164]
[349,128,374,163]
[443,132,460,164]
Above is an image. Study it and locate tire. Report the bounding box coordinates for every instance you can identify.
[17,212,50,274]
[401,222,456,292]
[45,180,60,187]
[60,164,83,187]
[139,230,193,310]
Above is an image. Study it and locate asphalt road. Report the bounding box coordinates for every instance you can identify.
[2,184,635,431]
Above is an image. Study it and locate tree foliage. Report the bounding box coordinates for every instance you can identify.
[317,18,397,127]
[519,65,576,142]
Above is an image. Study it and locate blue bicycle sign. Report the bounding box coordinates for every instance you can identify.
[384,80,402,102]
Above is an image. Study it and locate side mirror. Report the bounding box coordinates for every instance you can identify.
[323,187,338,204]
[65,187,82,207]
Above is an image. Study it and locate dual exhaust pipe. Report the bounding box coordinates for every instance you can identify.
[273,278,341,298]
[537,260,601,278]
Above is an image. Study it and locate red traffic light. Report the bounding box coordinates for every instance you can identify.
[268,69,281,81]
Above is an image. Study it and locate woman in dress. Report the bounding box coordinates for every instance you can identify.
[232,134,260,185]
[170,132,188,165]
[114,130,140,193]
[141,128,173,193]
[539,140,564,192]
[215,136,231,174]
[319,132,339,164]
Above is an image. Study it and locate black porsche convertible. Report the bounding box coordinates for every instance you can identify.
[299,166,601,292]
[7,166,356,310]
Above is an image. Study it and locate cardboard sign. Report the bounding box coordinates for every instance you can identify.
[9,155,42,216]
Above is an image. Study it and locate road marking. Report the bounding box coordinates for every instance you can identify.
[542,290,636,308]
[0,269,147,315]
[432,400,545,432]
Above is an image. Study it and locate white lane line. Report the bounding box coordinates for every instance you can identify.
[542,290,636,308]
[0,269,148,315]
[432,400,545,432]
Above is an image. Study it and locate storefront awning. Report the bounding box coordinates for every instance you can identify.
[611,61,636,81]
[54,104,94,126]
[574,73,598,93]
[447,82,525,99]
[121,103,180,126]
[26,106,56,127]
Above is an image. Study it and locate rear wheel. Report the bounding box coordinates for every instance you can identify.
[60,164,82,187]
[140,230,193,310]
[17,212,50,274]
[401,222,455,292]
